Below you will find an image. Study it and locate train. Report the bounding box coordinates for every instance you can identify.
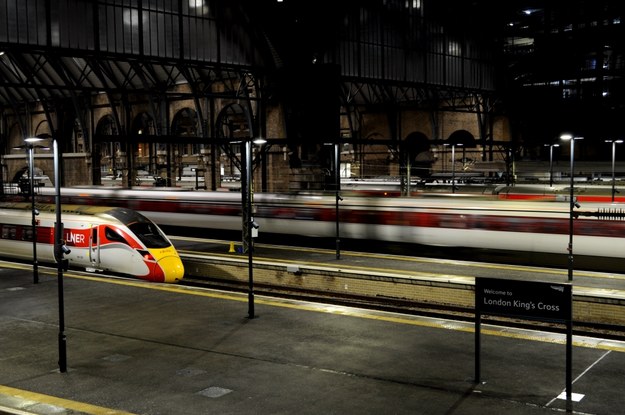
[341,179,625,203]
[22,187,625,270]
[0,201,184,283]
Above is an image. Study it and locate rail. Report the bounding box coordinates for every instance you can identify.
[178,251,625,342]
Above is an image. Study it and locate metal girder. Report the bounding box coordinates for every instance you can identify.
[0,52,52,102]
[42,54,92,153]
[0,51,113,97]
[342,78,499,114]
[0,47,265,109]
[83,56,124,136]
[0,51,58,139]
[178,65,220,96]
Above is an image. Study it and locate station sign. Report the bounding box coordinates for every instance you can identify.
[476,278,571,322]
[474,277,574,404]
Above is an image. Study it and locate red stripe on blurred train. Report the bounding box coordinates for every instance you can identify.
[30,187,625,262]
[0,202,184,283]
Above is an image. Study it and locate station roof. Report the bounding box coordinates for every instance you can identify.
[0,0,623,143]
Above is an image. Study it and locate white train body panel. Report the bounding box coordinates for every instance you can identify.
[31,188,625,263]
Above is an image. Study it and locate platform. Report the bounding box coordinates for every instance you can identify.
[174,237,625,328]
[2,261,625,414]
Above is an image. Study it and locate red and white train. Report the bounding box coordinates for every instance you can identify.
[28,187,625,267]
[0,201,184,283]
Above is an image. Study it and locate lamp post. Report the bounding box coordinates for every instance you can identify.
[243,139,254,319]
[324,142,342,259]
[27,139,39,283]
[243,136,266,319]
[560,133,582,410]
[16,137,48,284]
[605,139,623,202]
[560,134,582,282]
[445,143,462,193]
[334,143,341,259]
[53,137,68,372]
[544,143,560,187]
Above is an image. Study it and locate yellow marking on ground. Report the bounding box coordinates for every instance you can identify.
[47,270,625,354]
[2,260,625,414]
[0,385,136,415]
[0,261,32,271]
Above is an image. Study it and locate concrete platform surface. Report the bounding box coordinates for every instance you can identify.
[2,261,625,415]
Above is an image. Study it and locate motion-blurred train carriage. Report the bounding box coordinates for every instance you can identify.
[25,187,625,271]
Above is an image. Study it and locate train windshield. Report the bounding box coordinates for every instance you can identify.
[128,222,171,248]
[107,208,171,248]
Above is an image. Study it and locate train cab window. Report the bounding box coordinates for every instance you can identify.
[128,222,170,248]
[104,226,130,245]
[105,207,170,248]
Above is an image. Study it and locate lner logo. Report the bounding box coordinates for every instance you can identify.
[65,231,87,246]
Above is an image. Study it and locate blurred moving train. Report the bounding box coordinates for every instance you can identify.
[0,201,184,283]
[342,179,625,203]
[26,187,625,272]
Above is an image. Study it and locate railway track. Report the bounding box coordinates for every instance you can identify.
[180,271,625,343]
[169,232,625,341]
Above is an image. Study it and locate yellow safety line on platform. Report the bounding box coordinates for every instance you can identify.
[0,385,136,415]
[54,269,625,354]
[0,262,31,271]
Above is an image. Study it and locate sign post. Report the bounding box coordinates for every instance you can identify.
[475,278,572,409]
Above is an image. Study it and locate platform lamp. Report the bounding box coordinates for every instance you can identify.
[243,136,267,320]
[560,133,582,282]
[14,137,49,284]
[605,139,623,203]
[444,142,463,193]
[49,134,68,373]
[324,142,342,260]
[544,143,560,187]
[560,132,582,410]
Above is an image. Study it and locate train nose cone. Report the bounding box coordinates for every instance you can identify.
[158,256,185,283]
